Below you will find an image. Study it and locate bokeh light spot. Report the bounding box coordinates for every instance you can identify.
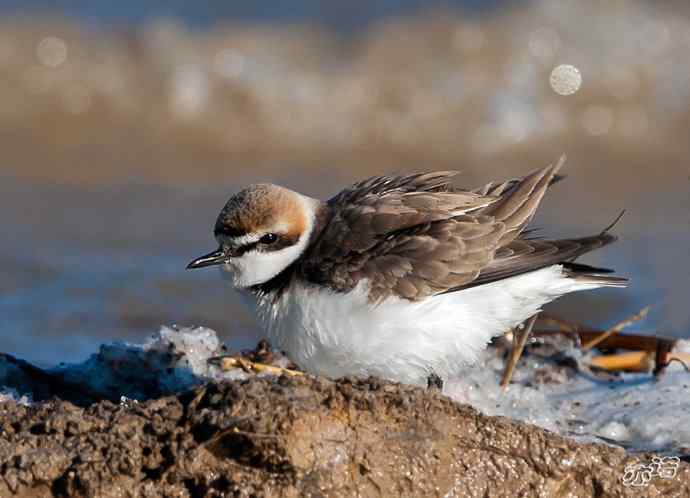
[549,64,581,96]
[170,64,210,118]
[36,36,68,68]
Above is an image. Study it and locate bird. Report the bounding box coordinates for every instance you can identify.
[187,156,627,386]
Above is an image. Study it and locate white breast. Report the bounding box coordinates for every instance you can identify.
[244,265,604,386]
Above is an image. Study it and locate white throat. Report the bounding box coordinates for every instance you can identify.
[222,194,319,288]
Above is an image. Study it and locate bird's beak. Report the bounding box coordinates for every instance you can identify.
[186,247,227,269]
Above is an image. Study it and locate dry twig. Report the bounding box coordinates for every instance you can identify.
[589,351,653,372]
[581,306,651,352]
[500,314,538,389]
[667,355,690,372]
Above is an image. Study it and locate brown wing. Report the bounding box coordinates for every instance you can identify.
[473,155,566,245]
[302,214,506,303]
[300,160,566,302]
[444,233,622,292]
[325,171,498,243]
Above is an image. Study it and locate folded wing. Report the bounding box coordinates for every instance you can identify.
[300,157,623,302]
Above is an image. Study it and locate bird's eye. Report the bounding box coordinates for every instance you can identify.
[260,233,278,244]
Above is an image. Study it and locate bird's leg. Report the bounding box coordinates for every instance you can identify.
[500,313,539,389]
[208,356,304,377]
[427,372,444,391]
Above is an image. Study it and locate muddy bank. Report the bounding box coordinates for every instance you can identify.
[1,375,687,497]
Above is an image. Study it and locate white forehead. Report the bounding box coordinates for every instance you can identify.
[226,221,288,246]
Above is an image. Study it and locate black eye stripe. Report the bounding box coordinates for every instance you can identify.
[232,234,300,255]
[235,240,259,256]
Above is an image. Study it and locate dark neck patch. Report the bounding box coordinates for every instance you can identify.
[249,262,296,300]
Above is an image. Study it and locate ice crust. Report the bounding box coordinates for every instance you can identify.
[0,388,31,406]
[49,326,250,401]
[445,342,690,453]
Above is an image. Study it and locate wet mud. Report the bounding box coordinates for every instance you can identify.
[1,375,688,497]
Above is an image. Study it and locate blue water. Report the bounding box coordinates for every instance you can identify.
[0,0,510,31]
[0,180,260,366]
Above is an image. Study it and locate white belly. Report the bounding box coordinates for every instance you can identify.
[244,265,602,386]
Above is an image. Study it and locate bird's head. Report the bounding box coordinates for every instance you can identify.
[187,184,319,288]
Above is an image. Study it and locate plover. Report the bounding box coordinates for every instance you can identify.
[188,157,626,385]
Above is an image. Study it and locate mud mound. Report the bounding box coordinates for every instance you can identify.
[1,375,687,497]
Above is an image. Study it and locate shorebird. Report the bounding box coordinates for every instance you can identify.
[188,157,626,386]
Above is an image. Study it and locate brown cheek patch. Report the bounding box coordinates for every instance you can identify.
[255,194,306,252]
[271,192,307,239]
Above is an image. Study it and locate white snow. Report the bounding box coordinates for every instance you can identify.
[444,341,690,453]
[0,388,31,406]
[49,325,251,401]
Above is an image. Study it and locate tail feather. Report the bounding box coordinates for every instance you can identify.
[562,262,629,288]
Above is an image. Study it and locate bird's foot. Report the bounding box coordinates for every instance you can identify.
[209,356,304,377]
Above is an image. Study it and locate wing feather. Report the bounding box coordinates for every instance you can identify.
[300,158,621,302]
[477,155,565,245]
[443,233,619,292]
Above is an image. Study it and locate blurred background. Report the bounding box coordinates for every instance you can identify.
[0,0,688,366]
